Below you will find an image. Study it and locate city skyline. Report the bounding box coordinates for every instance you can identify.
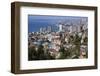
[28,15,88,32]
[28,15,88,60]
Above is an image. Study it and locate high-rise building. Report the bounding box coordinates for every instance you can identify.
[47,26,52,32]
[58,24,63,32]
[40,27,43,33]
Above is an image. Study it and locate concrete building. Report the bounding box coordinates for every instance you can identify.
[59,24,63,32]
[40,27,43,33]
[47,26,52,32]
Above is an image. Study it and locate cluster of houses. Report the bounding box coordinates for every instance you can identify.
[28,22,88,60]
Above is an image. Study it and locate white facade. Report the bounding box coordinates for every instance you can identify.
[59,24,63,32]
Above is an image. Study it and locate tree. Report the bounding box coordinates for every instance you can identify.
[28,46,38,60]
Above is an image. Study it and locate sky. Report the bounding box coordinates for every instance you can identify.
[28,15,88,32]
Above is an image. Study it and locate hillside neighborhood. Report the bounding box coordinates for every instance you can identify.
[28,21,88,60]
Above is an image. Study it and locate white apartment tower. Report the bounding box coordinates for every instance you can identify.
[40,27,43,33]
[59,24,63,32]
